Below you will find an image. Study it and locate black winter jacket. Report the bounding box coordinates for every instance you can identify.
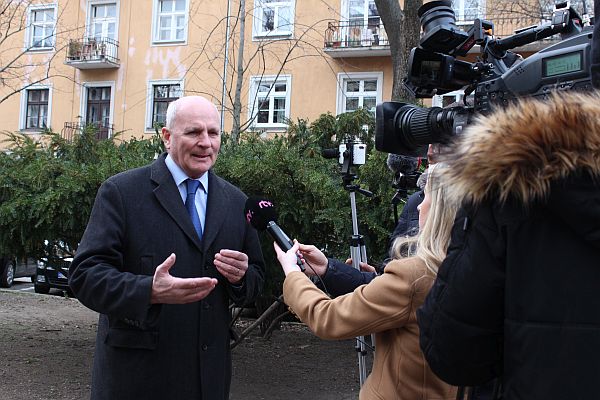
[417,93,600,400]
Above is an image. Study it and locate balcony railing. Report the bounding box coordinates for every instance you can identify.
[324,15,561,58]
[62,122,113,142]
[65,37,120,69]
[324,21,390,57]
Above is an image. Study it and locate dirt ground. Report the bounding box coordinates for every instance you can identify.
[0,290,368,400]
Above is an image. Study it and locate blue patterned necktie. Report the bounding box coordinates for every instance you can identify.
[185,179,203,240]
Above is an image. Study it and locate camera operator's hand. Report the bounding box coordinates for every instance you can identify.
[344,258,377,273]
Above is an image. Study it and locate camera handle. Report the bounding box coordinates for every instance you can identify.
[344,180,374,387]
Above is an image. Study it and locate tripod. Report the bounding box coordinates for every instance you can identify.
[342,171,374,387]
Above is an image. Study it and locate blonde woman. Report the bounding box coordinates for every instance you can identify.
[274,164,457,400]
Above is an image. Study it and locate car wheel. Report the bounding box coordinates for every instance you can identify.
[0,260,15,288]
[34,283,50,294]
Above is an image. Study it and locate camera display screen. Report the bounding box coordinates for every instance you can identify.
[542,51,583,77]
[420,60,442,83]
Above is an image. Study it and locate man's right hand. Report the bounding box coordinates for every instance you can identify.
[151,253,218,304]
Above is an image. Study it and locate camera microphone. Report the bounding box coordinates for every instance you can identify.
[386,153,419,175]
[244,197,305,271]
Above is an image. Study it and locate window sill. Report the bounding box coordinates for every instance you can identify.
[19,128,47,134]
[25,47,55,53]
[252,33,293,41]
[151,40,187,47]
[252,124,288,131]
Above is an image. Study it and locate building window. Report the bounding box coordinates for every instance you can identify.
[347,0,380,28]
[153,0,188,43]
[432,89,473,108]
[146,81,183,130]
[342,1,384,47]
[253,0,295,38]
[337,72,382,116]
[24,89,50,130]
[27,5,56,49]
[249,76,291,128]
[80,82,115,139]
[453,0,486,23]
[89,2,118,41]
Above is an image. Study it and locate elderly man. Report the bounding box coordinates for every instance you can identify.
[70,96,265,400]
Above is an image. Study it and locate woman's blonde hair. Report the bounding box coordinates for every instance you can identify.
[389,163,458,274]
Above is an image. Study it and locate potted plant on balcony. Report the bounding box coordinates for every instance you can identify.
[67,40,82,60]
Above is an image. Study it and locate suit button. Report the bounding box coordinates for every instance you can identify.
[203,303,210,310]
[202,344,208,351]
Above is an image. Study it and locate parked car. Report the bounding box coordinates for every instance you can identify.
[0,256,37,288]
[34,258,72,295]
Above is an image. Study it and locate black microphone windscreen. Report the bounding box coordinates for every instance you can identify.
[244,196,278,231]
[386,153,418,174]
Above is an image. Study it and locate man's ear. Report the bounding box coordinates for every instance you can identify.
[162,127,171,151]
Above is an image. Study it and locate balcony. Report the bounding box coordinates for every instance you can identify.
[323,16,560,59]
[61,122,113,141]
[64,37,120,69]
[324,21,390,58]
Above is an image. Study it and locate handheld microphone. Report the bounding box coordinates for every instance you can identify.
[244,197,305,271]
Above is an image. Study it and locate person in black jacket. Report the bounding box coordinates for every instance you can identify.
[417,92,600,399]
[69,96,265,400]
[592,0,600,89]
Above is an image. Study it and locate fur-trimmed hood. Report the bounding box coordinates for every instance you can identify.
[441,92,600,205]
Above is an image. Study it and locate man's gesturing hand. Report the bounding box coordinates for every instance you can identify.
[151,253,218,304]
[214,249,248,284]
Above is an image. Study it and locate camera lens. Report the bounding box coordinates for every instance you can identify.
[375,102,468,156]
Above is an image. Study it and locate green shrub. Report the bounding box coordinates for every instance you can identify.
[0,111,399,297]
[0,127,163,261]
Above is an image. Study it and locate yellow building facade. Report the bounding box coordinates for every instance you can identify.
[1,0,398,142]
[0,0,583,143]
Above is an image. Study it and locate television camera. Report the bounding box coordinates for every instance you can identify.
[375,0,595,156]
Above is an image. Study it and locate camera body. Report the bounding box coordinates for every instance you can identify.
[323,141,367,166]
[375,1,595,156]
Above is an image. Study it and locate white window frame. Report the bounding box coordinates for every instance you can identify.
[336,72,383,115]
[145,79,184,132]
[80,81,116,136]
[151,0,189,45]
[452,0,486,25]
[19,84,53,131]
[252,0,295,39]
[87,0,120,41]
[248,75,292,129]
[25,4,57,51]
[342,0,379,25]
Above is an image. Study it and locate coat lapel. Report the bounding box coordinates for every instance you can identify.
[202,171,228,251]
[150,154,203,252]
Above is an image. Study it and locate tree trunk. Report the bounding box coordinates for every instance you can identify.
[231,0,246,143]
[375,0,423,102]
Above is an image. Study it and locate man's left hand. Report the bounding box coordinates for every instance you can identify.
[214,249,248,284]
